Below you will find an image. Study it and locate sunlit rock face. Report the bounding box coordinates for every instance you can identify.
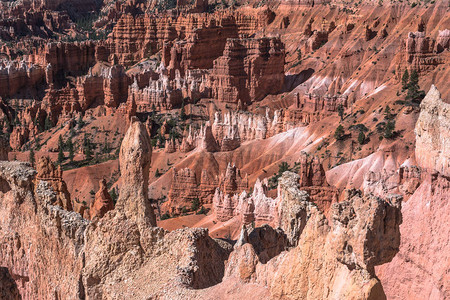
[117,117,156,227]
[224,171,402,300]
[415,85,450,177]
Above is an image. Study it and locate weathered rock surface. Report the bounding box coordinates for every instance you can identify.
[1,1,448,299]
[401,31,449,75]
[210,37,285,104]
[0,160,88,299]
[275,172,312,246]
[0,267,21,300]
[165,167,218,214]
[89,178,114,219]
[363,164,422,200]
[35,156,72,210]
[221,171,402,299]
[288,92,348,126]
[211,109,296,149]
[0,60,45,99]
[30,41,98,80]
[166,167,199,213]
[0,121,233,299]
[117,117,156,227]
[375,85,450,300]
[296,153,339,213]
[107,8,274,66]
[376,171,450,300]
[415,85,450,177]
[82,119,232,297]
[213,163,248,221]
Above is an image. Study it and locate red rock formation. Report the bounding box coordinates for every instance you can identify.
[298,153,325,187]
[128,66,183,111]
[35,156,72,211]
[305,30,328,52]
[286,92,348,125]
[166,167,199,213]
[197,122,219,152]
[164,139,177,153]
[175,122,219,153]
[249,178,277,222]
[107,7,275,66]
[399,31,449,75]
[241,198,255,225]
[0,60,45,98]
[210,37,285,104]
[89,178,114,219]
[436,29,450,53]
[213,163,249,221]
[0,161,230,298]
[165,168,218,214]
[198,169,218,203]
[295,153,338,213]
[30,41,98,80]
[125,93,137,122]
[7,62,131,150]
[211,109,298,150]
[214,155,337,229]
[179,129,196,152]
[0,1,448,298]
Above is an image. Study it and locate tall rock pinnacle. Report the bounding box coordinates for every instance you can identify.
[117,117,156,227]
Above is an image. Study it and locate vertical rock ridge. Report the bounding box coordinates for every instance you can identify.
[117,116,156,227]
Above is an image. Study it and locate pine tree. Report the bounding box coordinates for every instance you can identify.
[180,101,186,120]
[34,136,40,150]
[78,115,84,128]
[35,117,44,132]
[84,134,92,161]
[44,116,52,130]
[151,104,156,118]
[67,136,74,163]
[102,137,109,154]
[337,104,344,121]
[358,131,366,145]
[384,105,393,120]
[334,125,345,140]
[191,197,200,212]
[29,148,35,167]
[278,162,290,174]
[58,135,64,164]
[109,188,118,204]
[401,69,409,90]
[409,69,419,87]
[383,120,396,139]
[406,69,425,104]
